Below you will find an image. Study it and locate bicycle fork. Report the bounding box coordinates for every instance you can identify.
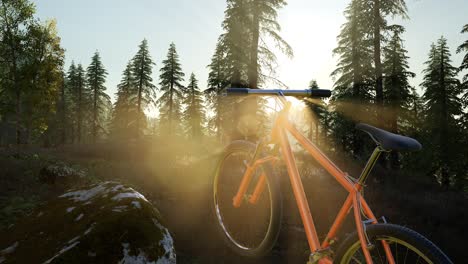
[232,140,278,208]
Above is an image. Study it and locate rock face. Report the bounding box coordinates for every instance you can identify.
[0,182,176,264]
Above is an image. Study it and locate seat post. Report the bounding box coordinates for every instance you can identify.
[357,146,385,185]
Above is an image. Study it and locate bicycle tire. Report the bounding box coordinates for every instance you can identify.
[334,223,453,264]
[212,140,282,257]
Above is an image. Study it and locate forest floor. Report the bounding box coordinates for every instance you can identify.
[0,143,466,263]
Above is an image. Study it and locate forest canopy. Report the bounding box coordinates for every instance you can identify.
[0,0,467,189]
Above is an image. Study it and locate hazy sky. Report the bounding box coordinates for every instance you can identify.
[35,0,467,102]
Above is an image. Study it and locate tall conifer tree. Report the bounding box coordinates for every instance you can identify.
[131,39,156,138]
[158,43,185,135]
[111,62,135,138]
[330,0,374,155]
[205,41,231,140]
[421,37,462,187]
[183,73,205,138]
[367,0,408,114]
[457,24,468,130]
[75,64,87,143]
[382,25,414,168]
[86,51,109,143]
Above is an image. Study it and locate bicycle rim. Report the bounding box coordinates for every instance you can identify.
[213,150,274,251]
[340,236,434,264]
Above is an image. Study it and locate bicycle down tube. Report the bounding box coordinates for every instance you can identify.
[231,100,394,264]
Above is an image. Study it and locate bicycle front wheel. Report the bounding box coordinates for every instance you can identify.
[212,140,282,257]
[334,223,453,264]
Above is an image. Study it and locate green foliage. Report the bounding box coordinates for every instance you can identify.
[157,43,185,135]
[247,0,292,87]
[183,73,205,138]
[205,40,232,139]
[210,0,291,140]
[111,62,137,139]
[330,0,375,156]
[86,51,110,142]
[304,80,330,147]
[457,24,468,130]
[383,25,414,112]
[73,64,88,143]
[131,39,156,137]
[381,25,415,167]
[421,37,463,187]
[0,0,64,144]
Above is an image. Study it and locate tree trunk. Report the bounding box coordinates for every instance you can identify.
[232,0,260,142]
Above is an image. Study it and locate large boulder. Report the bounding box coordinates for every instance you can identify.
[0,182,176,263]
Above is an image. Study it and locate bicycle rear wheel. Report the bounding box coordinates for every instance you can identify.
[334,223,453,264]
[212,140,282,257]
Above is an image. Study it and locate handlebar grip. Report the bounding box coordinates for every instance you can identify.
[310,89,331,98]
[226,88,249,94]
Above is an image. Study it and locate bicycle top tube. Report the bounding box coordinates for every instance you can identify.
[225,88,332,98]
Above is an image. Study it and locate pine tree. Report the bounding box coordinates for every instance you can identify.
[111,61,136,138]
[86,51,109,143]
[367,0,408,114]
[222,0,250,86]
[157,43,185,135]
[304,80,328,146]
[382,25,415,168]
[205,40,231,140]
[330,0,374,156]
[75,64,87,143]
[421,37,463,187]
[131,39,156,138]
[222,0,292,140]
[457,24,468,126]
[66,62,78,142]
[246,0,292,88]
[183,73,205,138]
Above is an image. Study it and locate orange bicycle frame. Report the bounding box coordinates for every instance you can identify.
[232,101,394,264]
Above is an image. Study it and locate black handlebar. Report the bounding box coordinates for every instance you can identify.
[309,89,332,98]
[226,88,250,94]
[225,88,331,98]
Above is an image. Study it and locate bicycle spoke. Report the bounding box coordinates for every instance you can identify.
[395,241,398,264]
[374,240,384,264]
[403,247,409,264]
[351,256,364,264]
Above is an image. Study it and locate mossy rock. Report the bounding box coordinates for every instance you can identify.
[0,182,176,263]
[39,163,87,185]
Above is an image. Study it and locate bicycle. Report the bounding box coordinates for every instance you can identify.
[212,88,453,264]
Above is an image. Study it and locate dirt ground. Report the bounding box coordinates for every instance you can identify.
[1,144,466,263]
